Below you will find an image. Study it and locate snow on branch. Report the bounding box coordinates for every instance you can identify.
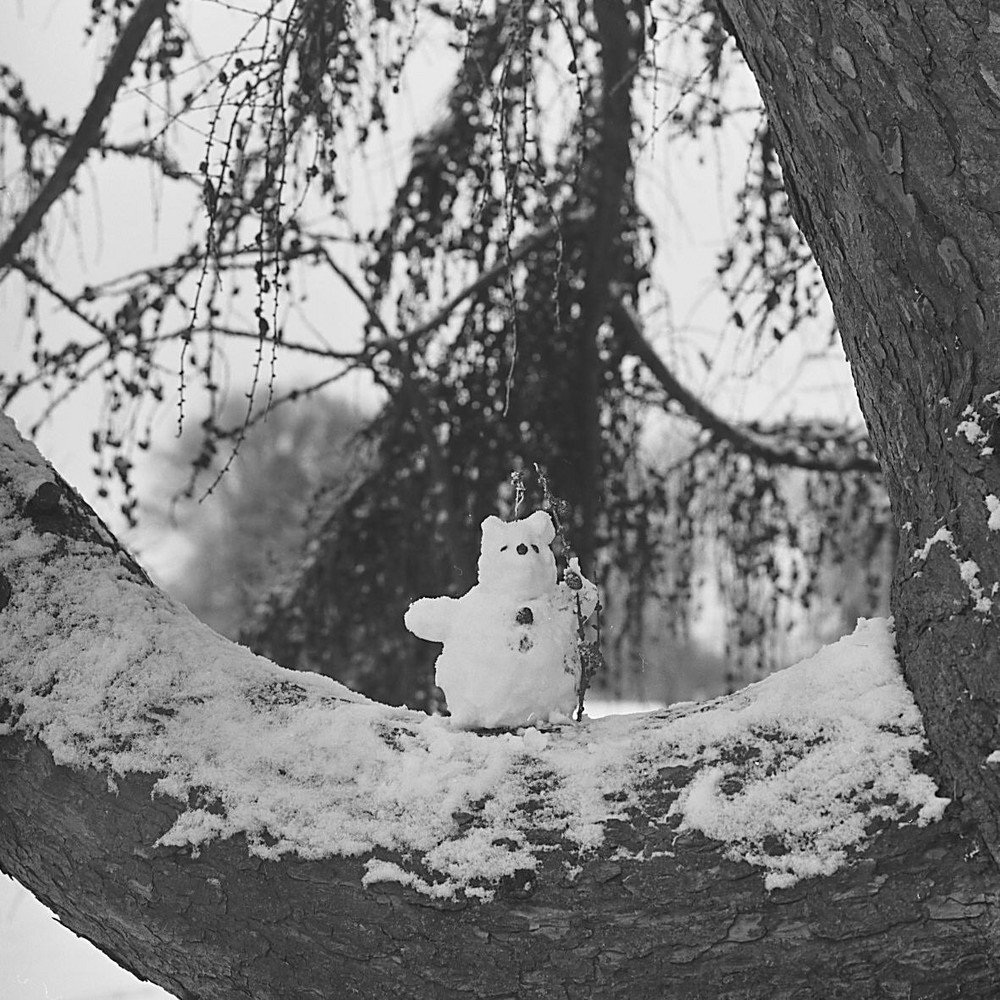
[0,413,945,900]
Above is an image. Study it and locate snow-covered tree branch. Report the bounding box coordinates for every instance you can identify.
[5,0,1000,993]
[1,411,995,997]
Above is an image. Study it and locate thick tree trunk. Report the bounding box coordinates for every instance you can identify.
[570,0,641,571]
[1,417,998,997]
[718,0,1000,853]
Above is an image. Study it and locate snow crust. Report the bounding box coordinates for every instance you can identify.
[0,414,948,899]
[665,618,948,889]
[912,525,954,561]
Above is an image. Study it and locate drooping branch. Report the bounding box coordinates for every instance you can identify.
[0,0,169,275]
[610,299,880,474]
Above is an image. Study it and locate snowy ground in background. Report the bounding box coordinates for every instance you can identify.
[0,699,662,1000]
[586,699,666,718]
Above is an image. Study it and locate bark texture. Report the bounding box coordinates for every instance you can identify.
[718,0,1000,853]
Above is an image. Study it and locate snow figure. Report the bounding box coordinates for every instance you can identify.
[404,510,599,730]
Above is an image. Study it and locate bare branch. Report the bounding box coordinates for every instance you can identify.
[168,324,363,361]
[0,101,187,180]
[610,299,880,474]
[359,214,591,359]
[10,258,110,336]
[0,0,169,275]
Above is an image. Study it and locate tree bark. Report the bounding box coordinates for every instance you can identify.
[717,0,1000,854]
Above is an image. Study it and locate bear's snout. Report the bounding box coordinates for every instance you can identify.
[516,543,528,555]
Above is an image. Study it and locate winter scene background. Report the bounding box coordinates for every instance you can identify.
[3,0,990,997]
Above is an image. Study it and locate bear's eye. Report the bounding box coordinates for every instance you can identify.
[500,545,508,552]
[531,544,539,553]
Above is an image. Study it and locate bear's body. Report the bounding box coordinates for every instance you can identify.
[404,511,598,730]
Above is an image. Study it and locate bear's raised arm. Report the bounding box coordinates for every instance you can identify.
[404,595,459,643]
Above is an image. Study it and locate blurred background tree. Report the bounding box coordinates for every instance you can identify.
[0,0,890,711]
[142,392,365,639]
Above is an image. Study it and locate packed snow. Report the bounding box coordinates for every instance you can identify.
[405,510,598,729]
[912,525,954,561]
[0,413,949,899]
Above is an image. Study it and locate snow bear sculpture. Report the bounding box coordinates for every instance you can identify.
[404,510,599,730]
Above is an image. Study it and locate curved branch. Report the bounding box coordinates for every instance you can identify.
[610,299,881,475]
[0,0,169,275]
[0,413,994,999]
[0,100,187,179]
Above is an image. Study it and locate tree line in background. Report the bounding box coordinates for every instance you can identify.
[1,0,888,710]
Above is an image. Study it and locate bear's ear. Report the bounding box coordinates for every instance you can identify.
[524,509,555,545]
[480,515,507,549]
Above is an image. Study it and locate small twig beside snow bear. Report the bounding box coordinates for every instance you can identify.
[404,510,599,730]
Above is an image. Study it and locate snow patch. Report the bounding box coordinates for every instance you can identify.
[665,617,949,890]
[912,526,954,561]
[957,408,986,445]
[986,495,1000,532]
[956,392,1000,457]
[959,560,994,614]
